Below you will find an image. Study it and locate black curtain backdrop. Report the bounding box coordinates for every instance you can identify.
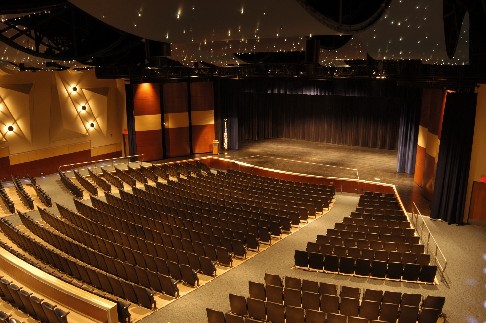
[396,88,422,173]
[124,84,137,156]
[430,92,477,224]
[216,78,405,150]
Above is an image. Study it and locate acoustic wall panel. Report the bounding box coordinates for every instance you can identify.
[133,83,163,161]
[190,82,215,153]
[414,89,446,200]
[163,82,190,157]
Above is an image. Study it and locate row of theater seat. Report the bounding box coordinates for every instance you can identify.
[125,165,149,184]
[132,185,289,239]
[101,168,125,190]
[224,169,334,195]
[306,242,430,265]
[0,276,69,323]
[114,167,137,187]
[295,250,437,283]
[156,180,306,224]
[42,205,205,287]
[207,273,445,323]
[0,182,15,214]
[77,194,241,268]
[90,194,251,259]
[28,176,52,207]
[144,183,298,229]
[87,168,111,193]
[73,170,98,196]
[176,173,324,215]
[315,234,422,251]
[191,170,331,212]
[58,171,83,199]
[0,217,157,310]
[11,176,34,210]
[0,239,131,322]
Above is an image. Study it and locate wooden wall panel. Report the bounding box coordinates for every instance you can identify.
[414,145,426,185]
[468,181,486,222]
[192,124,214,153]
[190,82,214,154]
[133,83,163,161]
[135,130,163,162]
[133,83,161,116]
[163,83,188,113]
[191,82,214,110]
[165,128,190,157]
[0,157,10,179]
[163,82,190,157]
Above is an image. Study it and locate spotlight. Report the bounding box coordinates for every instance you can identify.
[72,86,78,92]
[89,122,95,128]
[7,125,14,132]
[81,105,87,111]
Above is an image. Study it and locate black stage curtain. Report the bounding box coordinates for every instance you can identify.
[430,92,477,224]
[234,92,400,149]
[215,78,404,150]
[396,88,422,173]
[125,84,137,156]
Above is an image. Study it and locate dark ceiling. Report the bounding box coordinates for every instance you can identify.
[0,0,484,86]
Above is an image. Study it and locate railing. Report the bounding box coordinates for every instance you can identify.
[58,154,144,173]
[410,202,448,283]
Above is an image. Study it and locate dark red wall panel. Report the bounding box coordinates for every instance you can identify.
[133,83,161,116]
[135,130,164,162]
[165,128,190,157]
[192,124,214,154]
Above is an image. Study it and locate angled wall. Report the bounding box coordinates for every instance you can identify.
[0,70,125,177]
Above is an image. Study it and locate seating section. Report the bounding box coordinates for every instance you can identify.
[58,171,83,199]
[11,177,34,210]
[295,192,437,283]
[207,273,445,323]
[0,182,15,214]
[87,169,112,193]
[114,167,137,187]
[0,214,156,310]
[126,165,148,184]
[101,168,125,190]
[137,164,159,182]
[73,170,98,196]
[0,275,69,322]
[0,239,131,323]
[28,176,52,207]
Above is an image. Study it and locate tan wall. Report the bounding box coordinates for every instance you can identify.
[464,84,486,222]
[0,70,125,175]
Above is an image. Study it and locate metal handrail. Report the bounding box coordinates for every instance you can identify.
[58,154,144,173]
[410,202,448,283]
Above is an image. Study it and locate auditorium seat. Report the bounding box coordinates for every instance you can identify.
[266,301,284,323]
[207,308,226,323]
[247,298,266,321]
[285,305,305,323]
[229,294,247,316]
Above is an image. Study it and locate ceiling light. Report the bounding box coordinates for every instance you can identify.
[72,86,77,92]
[7,125,14,132]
